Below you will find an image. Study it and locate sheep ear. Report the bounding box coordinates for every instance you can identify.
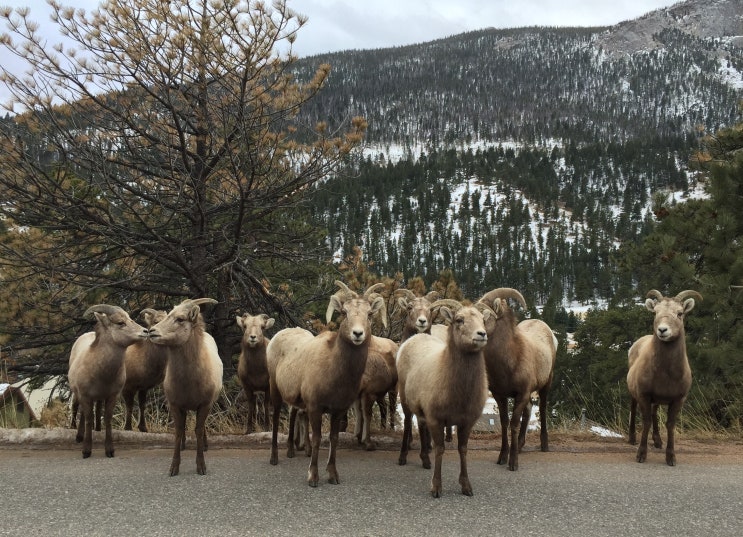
[439,307,454,324]
[188,305,201,322]
[682,298,696,314]
[265,318,275,329]
[397,296,409,310]
[370,296,385,316]
[93,312,110,326]
[236,315,245,329]
[644,298,656,311]
[326,295,344,323]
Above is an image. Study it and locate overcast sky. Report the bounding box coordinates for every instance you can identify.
[1,0,680,101]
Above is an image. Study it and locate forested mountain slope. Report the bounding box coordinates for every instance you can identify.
[297,0,743,303]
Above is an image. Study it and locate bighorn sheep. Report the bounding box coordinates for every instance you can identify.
[121,308,167,432]
[477,288,557,471]
[143,298,223,476]
[396,300,493,497]
[236,312,275,434]
[395,288,440,342]
[68,305,145,458]
[267,281,384,487]
[627,289,702,466]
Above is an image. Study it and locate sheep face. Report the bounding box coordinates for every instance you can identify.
[399,296,433,334]
[141,309,166,328]
[92,310,146,348]
[237,313,275,348]
[646,297,696,343]
[145,304,203,347]
[333,296,385,346]
[439,305,489,353]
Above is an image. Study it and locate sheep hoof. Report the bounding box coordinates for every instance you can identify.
[169,464,180,476]
[430,487,442,498]
[398,456,407,466]
[666,454,676,466]
[308,479,318,488]
[105,450,115,458]
[364,442,376,452]
[328,476,339,485]
[82,451,91,459]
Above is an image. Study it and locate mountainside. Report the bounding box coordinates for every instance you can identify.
[297,0,743,304]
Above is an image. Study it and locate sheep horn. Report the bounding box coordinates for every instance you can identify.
[140,308,158,318]
[475,302,497,318]
[394,288,417,301]
[424,291,440,302]
[479,288,527,310]
[83,304,123,318]
[645,289,664,301]
[363,282,386,298]
[675,290,703,302]
[333,280,359,299]
[430,299,463,311]
[181,298,218,307]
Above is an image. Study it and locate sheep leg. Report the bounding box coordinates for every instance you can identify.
[269,397,282,466]
[651,404,663,449]
[80,400,94,458]
[137,389,149,433]
[429,422,445,498]
[287,406,297,458]
[169,406,186,476]
[495,396,510,465]
[307,410,323,487]
[261,393,270,432]
[299,410,310,456]
[418,418,432,469]
[194,405,209,475]
[377,393,387,430]
[517,400,531,452]
[388,390,397,430]
[245,389,255,434]
[398,406,412,465]
[123,389,135,431]
[635,399,652,463]
[362,395,376,451]
[509,395,531,471]
[326,411,343,484]
[71,396,79,429]
[457,422,475,496]
[665,399,684,466]
[445,425,453,443]
[628,398,638,445]
[538,388,550,452]
[94,399,103,432]
[103,396,117,458]
[353,398,363,444]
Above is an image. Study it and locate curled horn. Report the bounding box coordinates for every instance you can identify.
[83,304,124,318]
[430,299,463,312]
[181,298,218,307]
[394,288,417,301]
[645,289,664,302]
[140,308,158,318]
[363,282,386,298]
[325,281,356,324]
[424,291,440,302]
[479,288,527,310]
[475,302,497,319]
[675,290,703,302]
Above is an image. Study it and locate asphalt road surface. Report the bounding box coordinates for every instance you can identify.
[2,431,742,537]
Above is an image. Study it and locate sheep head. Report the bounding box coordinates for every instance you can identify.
[434,301,492,353]
[325,281,388,329]
[144,298,217,346]
[236,313,275,348]
[395,289,439,334]
[140,308,167,329]
[84,304,145,347]
[644,290,702,343]
[326,282,385,346]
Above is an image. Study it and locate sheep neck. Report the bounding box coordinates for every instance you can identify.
[650,330,689,373]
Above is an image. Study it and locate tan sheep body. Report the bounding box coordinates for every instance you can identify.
[236,313,275,434]
[477,288,557,471]
[627,289,701,466]
[267,283,384,487]
[396,302,492,497]
[68,305,145,459]
[144,298,222,476]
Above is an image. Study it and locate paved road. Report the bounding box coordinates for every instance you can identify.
[2,435,742,537]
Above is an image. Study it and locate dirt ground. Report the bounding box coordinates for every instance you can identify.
[2,426,741,464]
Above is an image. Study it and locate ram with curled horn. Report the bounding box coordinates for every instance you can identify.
[475,287,558,471]
[627,289,702,466]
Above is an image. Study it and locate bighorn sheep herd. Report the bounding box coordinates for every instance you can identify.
[62,282,704,495]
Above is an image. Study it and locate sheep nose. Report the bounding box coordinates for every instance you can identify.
[477,330,487,339]
[658,327,668,336]
[353,329,364,339]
